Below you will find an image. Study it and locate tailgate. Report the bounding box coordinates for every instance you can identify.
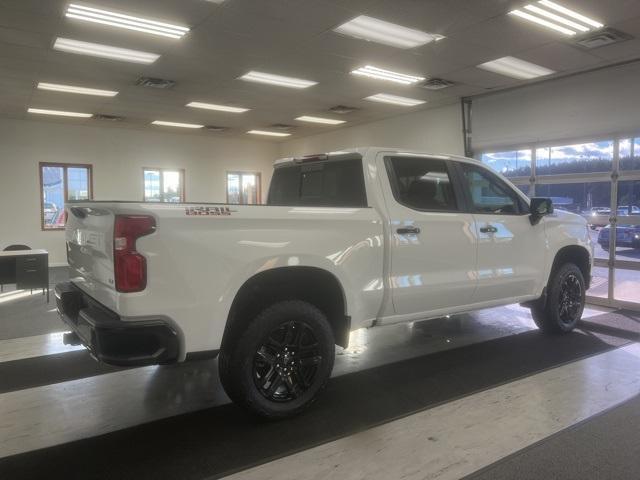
[65,204,116,292]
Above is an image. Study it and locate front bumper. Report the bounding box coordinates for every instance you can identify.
[55,281,179,366]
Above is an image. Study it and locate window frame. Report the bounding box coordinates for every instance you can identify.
[455,161,529,216]
[226,171,262,205]
[384,156,464,213]
[142,167,185,203]
[39,162,93,231]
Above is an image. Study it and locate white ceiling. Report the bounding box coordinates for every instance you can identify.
[0,0,639,140]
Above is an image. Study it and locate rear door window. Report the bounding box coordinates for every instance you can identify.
[386,156,459,212]
[268,159,367,207]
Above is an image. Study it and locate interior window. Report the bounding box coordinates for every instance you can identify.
[387,157,458,211]
[227,171,261,204]
[461,164,521,214]
[143,168,185,203]
[40,163,92,230]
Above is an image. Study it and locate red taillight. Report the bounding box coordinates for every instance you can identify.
[114,215,156,293]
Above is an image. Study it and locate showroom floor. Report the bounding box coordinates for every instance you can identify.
[1,269,640,479]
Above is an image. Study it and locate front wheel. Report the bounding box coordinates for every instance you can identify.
[530,263,585,333]
[219,300,335,418]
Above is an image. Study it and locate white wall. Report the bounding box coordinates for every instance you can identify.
[0,118,278,265]
[280,103,464,157]
[472,61,640,151]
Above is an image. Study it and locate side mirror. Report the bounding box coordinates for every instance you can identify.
[529,197,554,225]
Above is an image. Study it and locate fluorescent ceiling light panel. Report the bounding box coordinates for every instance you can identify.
[66,4,189,39]
[247,130,291,137]
[295,116,345,125]
[351,65,425,85]
[365,93,426,106]
[477,56,555,80]
[334,15,444,49]
[152,120,203,128]
[28,108,93,118]
[186,102,249,113]
[239,71,317,89]
[53,37,160,64]
[539,0,604,28]
[37,82,118,97]
[509,1,603,36]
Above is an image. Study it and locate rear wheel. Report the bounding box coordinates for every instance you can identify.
[530,263,585,333]
[219,300,335,418]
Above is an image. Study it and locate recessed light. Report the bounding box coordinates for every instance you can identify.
[247,130,291,137]
[365,93,426,106]
[28,108,93,118]
[477,56,555,79]
[239,71,317,89]
[37,82,118,97]
[509,1,603,36]
[186,102,249,113]
[152,120,204,129]
[53,37,160,64]
[351,65,425,85]
[65,4,189,39]
[334,15,444,49]
[295,116,346,125]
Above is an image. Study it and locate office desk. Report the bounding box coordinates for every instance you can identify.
[0,249,49,302]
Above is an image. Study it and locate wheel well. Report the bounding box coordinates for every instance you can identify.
[221,267,350,351]
[550,246,591,289]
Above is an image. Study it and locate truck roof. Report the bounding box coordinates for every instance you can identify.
[274,147,480,166]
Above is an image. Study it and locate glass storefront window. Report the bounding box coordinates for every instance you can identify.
[536,182,611,261]
[588,266,609,298]
[620,138,640,171]
[514,184,530,196]
[480,150,531,177]
[535,182,611,214]
[615,268,640,303]
[536,141,613,175]
[611,180,640,263]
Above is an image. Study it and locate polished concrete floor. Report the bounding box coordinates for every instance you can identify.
[1,268,640,479]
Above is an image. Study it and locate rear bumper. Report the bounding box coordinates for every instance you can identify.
[55,281,179,366]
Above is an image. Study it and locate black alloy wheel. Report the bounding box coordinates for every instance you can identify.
[558,273,583,326]
[253,321,323,402]
[529,262,586,334]
[218,300,335,418]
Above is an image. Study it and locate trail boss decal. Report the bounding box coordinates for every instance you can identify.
[185,206,236,216]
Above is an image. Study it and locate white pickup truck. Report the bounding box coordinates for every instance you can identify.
[56,147,592,417]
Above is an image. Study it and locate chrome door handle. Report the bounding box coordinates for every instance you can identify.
[397,226,421,235]
[480,225,498,233]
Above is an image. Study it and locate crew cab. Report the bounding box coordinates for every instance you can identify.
[56,147,593,417]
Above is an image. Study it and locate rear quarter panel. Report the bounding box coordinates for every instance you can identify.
[73,203,384,358]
